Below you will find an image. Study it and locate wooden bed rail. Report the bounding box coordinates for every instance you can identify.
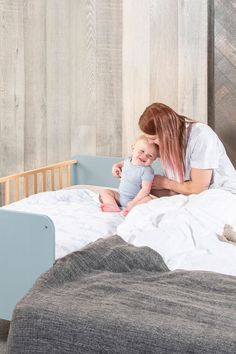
[0,159,77,206]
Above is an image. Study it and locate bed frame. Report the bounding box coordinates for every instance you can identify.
[0,155,163,320]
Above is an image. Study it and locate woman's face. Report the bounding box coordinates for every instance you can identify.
[144,134,160,145]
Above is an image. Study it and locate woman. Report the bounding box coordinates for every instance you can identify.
[114,103,236,197]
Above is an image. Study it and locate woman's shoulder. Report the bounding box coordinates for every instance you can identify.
[191,122,214,133]
[190,122,218,142]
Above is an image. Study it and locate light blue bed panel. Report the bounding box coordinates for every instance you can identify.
[71,155,164,188]
[0,210,55,320]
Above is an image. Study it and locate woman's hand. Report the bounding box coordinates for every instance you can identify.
[112,162,123,178]
[151,175,179,196]
[152,175,169,190]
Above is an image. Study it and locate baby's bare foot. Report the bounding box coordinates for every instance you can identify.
[100,203,121,212]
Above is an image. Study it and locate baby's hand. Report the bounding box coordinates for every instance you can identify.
[112,164,122,178]
[122,202,134,216]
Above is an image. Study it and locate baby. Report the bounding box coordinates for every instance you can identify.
[100,135,158,215]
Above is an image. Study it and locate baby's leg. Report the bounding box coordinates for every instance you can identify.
[99,189,121,212]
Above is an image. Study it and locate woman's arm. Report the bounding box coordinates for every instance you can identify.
[152,168,213,195]
[112,161,124,178]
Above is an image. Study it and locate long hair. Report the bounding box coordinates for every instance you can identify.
[139,103,195,181]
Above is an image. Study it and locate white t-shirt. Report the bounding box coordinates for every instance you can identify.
[167,123,236,193]
[185,123,236,193]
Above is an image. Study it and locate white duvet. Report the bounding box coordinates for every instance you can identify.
[117,189,236,276]
[4,188,236,276]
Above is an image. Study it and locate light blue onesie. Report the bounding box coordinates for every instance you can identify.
[118,158,155,207]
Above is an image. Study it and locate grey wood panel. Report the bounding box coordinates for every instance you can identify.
[70,0,97,156]
[0,0,25,177]
[178,0,208,121]
[23,0,47,170]
[123,0,208,156]
[150,0,178,111]
[214,0,236,167]
[46,0,71,164]
[0,0,210,180]
[96,0,122,157]
[122,0,150,156]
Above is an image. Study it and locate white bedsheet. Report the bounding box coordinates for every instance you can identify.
[117,189,236,276]
[4,189,124,260]
[4,188,236,276]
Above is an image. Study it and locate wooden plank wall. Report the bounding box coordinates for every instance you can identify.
[0,0,208,179]
[123,0,208,154]
[213,0,236,167]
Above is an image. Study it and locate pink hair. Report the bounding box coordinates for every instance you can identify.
[139,103,195,181]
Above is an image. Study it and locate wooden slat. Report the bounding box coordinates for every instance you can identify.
[24,176,29,198]
[66,165,71,188]
[33,174,38,194]
[14,177,19,202]
[5,180,10,205]
[58,167,63,189]
[42,172,46,192]
[50,169,55,191]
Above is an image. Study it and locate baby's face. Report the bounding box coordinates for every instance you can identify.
[132,140,158,166]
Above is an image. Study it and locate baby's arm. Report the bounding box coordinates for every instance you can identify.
[112,161,124,178]
[126,180,153,211]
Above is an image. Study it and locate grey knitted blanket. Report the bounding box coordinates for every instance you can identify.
[7,236,236,354]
